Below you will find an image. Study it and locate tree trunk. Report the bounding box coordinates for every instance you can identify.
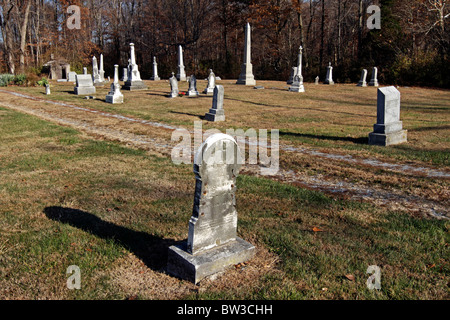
[19,0,32,74]
[358,0,363,59]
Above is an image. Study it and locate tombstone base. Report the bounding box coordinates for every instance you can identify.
[289,85,305,92]
[203,88,214,95]
[187,90,199,97]
[236,77,256,86]
[122,80,148,91]
[167,237,255,284]
[324,80,334,85]
[205,109,225,122]
[74,87,96,95]
[94,81,106,87]
[150,76,161,81]
[369,130,407,146]
[369,81,379,87]
[357,81,367,87]
[105,93,124,104]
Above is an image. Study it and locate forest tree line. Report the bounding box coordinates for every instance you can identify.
[0,0,448,87]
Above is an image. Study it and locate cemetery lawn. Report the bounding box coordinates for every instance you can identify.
[0,86,449,300]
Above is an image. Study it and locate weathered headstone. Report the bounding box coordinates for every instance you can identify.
[150,56,161,81]
[289,75,305,92]
[236,23,256,86]
[315,76,319,85]
[67,71,77,83]
[168,72,179,98]
[369,86,407,146]
[99,54,106,83]
[205,85,225,122]
[203,69,216,95]
[177,45,187,81]
[287,67,298,85]
[105,65,124,104]
[357,69,368,87]
[74,74,96,95]
[83,67,88,75]
[121,68,128,82]
[123,43,148,90]
[167,133,255,284]
[45,84,51,95]
[92,56,105,86]
[324,62,334,85]
[369,67,379,87]
[187,75,199,97]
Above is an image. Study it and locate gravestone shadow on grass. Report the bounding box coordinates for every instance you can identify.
[44,206,177,272]
[279,130,368,144]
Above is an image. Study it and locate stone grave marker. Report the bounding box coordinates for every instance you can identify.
[205,85,225,122]
[236,23,256,85]
[177,45,187,81]
[150,56,161,81]
[105,65,124,104]
[315,76,319,85]
[123,43,148,90]
[167,133,255,284]
[67,71,77,83]
[168,72,179,98]
[187,75,199,97]
[369,86,407,146]
[357,69,368,87]
[45,84,51,95]
[203,69,216,95]
[74,74,96,95]
[369,67,379,87]
[287,67,298,85]
[289,74,305,92]
[324,62,334,85]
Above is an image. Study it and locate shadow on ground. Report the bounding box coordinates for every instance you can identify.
[44,206,177,272]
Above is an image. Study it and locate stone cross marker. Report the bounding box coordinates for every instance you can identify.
[177,45,187,81]
[369,67,379,87]
[357,69,368,87]
[315,76,319,85]
[203,69,216,95]
[186,75,199,97]
[168,72,179,98]
[369,86,407,146]
[151,56,161,81]
[236,23,256,86]
[105,65,124,104]
[324,62,334,85]
[123,43,148,90]
[167,133,255,284]
[205,85,225,121]
[74,74,96,95]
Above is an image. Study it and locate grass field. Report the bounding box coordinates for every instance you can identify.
[0,80,448,300]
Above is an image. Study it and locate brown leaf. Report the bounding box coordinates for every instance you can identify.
[312,227,323,232]
[345,274,355,281]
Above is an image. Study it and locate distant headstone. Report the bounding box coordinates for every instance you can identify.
[123,43,148,90]
[83,67,88,75]
[287,67,298,85]
[105,65,124,104]
[187,75,199,97]
[369,67,379,87]
[357,69,368,87]
[177,45,187,81]
[203,69,216,95]
[289,75,305,92]
[167,133,255,284]
[92,56,105,86]
[369,86,407,146]
[168,72,179,98]
[253,86,264,89]
[150,56,161,81]
[99,54,106,83]
[315,76,319,85]
[236,23,256,86]
[45,84,51,95]
[121,68,128,82]
[67,71,77,83]
[74,74,96,95]
[205,85,225,122]
[324,62,334,85]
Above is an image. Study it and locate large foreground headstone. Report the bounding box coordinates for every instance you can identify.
[236,23,256,86]
[357,69,368,87]
[74,74,96,95]
[167,133,255,284]
[205,85,225,121]
[105,65,124,104]
[123,43,148,90]
[369,86,407,146]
